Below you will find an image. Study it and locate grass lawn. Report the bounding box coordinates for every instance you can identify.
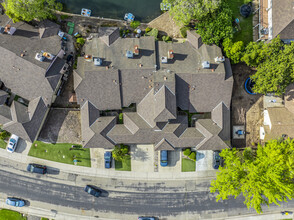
[182,158,196,172]
[0,139,6,149]
[229,0,253,45]
[0,209,26,220]
[29,141,91,167]
[115,158,131,171]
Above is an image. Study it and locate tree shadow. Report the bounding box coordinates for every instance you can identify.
[131,146,149,161]
[196,152,205,161]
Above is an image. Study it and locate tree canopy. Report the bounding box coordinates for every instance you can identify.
[223,38,244,64]
[2,0,62,22]
[210,139,294,213]
[194,2,233,45]
[163,0,222,25]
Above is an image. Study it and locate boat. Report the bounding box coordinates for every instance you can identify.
[81,8,91,17]
[124,13,135,22]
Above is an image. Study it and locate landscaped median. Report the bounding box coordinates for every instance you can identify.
[28,141,91,167]
[181,148,196,172]
[0,209,26,220]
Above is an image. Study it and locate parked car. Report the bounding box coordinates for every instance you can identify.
[6,197,25,207]
[104,151,112,169]
[84,185,101,197]
[6,134,19,153]
[138,217,155,220]
[160,150,168,167]
[27,163,47,174]
[213,151,221,169]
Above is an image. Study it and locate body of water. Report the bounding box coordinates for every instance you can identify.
[60,0,162,22]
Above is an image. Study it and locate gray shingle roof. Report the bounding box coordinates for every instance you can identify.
[76,28,233,150]
[272,0,294,39]
[154,138,175,151]
[39,19,60,39]
[0,91,8,105]
[99,27,120,46]
[3,97,48,142]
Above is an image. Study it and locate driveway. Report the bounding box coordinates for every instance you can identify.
[196,150,214,171]
[131,144,154,172]
[158,148,181,173]
[38,109,81,144]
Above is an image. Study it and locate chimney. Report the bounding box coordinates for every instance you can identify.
[167,50,174,59]
[161,56,168,64]
[93,57,103,66]
[126,50,133,58]
[202,61,210,69]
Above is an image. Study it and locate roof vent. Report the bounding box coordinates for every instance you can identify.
[93,57,102,66]
[35,53,45,62]
[161,56,168,64]
[84,54,92,61]
[133,45,139,55]
[167,50,174,59]
[126,50,133,58]
[202,61,210,69]
[214,56,225,63]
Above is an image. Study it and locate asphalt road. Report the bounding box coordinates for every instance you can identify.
[0,158,293,219]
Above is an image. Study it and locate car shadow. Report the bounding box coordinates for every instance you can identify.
[99,189,109,198]
[24,200,30,206]
[46,167,60,175]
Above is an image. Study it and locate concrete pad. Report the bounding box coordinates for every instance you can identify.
[196,150,214,171]
[264,95,283,108]
[90,148,105,169]
[15,139,32,155]
[158,148,181,173]
[38,109,81,144]
[233,125,245,139]
[131,144,154,172]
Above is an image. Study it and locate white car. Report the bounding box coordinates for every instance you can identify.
[7,134,19,153]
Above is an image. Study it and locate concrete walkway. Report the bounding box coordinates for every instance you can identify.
[0,146,217,180]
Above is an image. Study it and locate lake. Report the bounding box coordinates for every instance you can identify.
[60,0,162,22]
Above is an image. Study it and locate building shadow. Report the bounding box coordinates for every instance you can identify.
[15,138,27,153]
[37,109,69,143]
[196,152,205,161]
[13,29,39,38]
[168,149,180,167]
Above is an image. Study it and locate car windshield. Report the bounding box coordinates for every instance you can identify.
[10,139,16,144]
[87,188,92,193]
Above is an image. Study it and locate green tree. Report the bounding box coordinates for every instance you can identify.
[163,0,223,25]
[2,0,62,22]
[241,37,284,67]
[223,38,244,64]
[112,145,129,161]
[251,41,294,95]
[210,139,294,213]
[130,21,141,29]
[183,148,191,156]
[195,2,233,45]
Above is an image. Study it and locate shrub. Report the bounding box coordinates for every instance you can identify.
[60,14,69,20]
[183,148,191,156]
[145,27,152,33]
[76,37,85,46]
[113,145,130,161]
[130,21,141,29]
[145,28,158,40]
[118,113,123,124]
[0,130,10,140]
[162,35,171,42]
[180,27,190,38]
[189,152,196,161]
[121,144,129,154]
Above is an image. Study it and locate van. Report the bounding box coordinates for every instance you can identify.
[27,163,47,174]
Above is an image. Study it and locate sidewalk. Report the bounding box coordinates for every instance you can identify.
[0,146,217,181]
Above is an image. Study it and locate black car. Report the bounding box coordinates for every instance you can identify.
[213,151,221,169]
[27,163,47,174]
[66,54,74,63]
[84,185,101,197]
